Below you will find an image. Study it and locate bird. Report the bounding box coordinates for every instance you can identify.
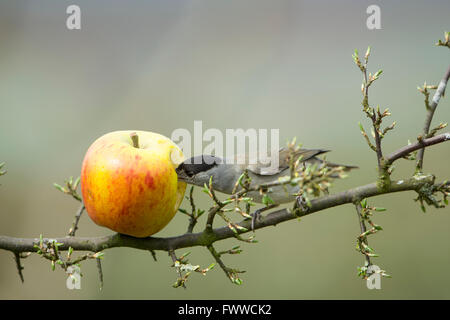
[176,148,357,230]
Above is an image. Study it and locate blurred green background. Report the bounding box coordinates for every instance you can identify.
[0,0,449,299]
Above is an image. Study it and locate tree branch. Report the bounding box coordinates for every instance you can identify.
[169,250,186,289]
[207,244,244,285]
[386,132,450,164]
[416,65,450,170]
[68,204,85,237]
[355,203,371,266]
[186,187,197,233]
[0,174,442,255]
[96,258,103,290]
[13,252,24,283]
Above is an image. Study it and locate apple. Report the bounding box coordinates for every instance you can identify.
[80,130,186,238]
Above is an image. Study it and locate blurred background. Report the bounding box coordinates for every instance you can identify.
[0,0,449,299]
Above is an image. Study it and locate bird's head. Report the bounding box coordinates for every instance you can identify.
[175,155,223,187]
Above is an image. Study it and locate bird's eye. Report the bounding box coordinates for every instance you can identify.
[176,164,195,177]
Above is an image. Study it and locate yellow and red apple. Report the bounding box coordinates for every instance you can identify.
[80,130,186,238]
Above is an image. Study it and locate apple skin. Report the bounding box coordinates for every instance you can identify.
[80,130,186,238]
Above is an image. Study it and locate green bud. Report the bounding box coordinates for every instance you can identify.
[359,122,364,132]
[197,209,205,217]
[207,263,216,270]
[365,46,371,60]
[235,225,248,232]
[361,198,368,208]
[53,183,66,193]
[73,176,80,188]
[374,69,383,79]
[93,252,104,259]
[262,194,274,206]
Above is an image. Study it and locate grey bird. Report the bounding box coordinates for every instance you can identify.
[176,148,357,229]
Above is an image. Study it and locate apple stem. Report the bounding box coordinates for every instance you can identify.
[130,132,139,148]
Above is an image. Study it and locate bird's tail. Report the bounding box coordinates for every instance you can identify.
[322,161,358,171]
[304,157,358,175]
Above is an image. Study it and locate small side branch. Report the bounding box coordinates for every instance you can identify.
[179,187,205,234]
[186,187,197,233]
[168,249,214,288]
[207,244,244,285]
[355,203,371,266]
[54,176,82,202]
[386,132,450,165]
[68,204,85,237]
[354,200,389,279]
[149,250,157,261]
[353,47,385,168]
[416,65,450,171]
[353,48,394,192]
[203,178,227,232]
[169,250,186,289]
[14,252,24,283]
[96,258,103,290]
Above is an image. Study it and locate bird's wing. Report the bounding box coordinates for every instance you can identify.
[243,148,330,176]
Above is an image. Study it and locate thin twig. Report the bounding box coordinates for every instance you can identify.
[205,206,224,232]
[13,252,24,283]
[416,65,450,170]
[355,203,371,266]
[186,187,197,233]
[169,250,186,289]
[373,117,384,168]
[96,258,103,290]
[386,132,450,165]
[207,244,244,284]
[150,250,157,261]
[359,48,384,168]
[207,245,230,280]
[68,204,85,237]
[204,183,226,232]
